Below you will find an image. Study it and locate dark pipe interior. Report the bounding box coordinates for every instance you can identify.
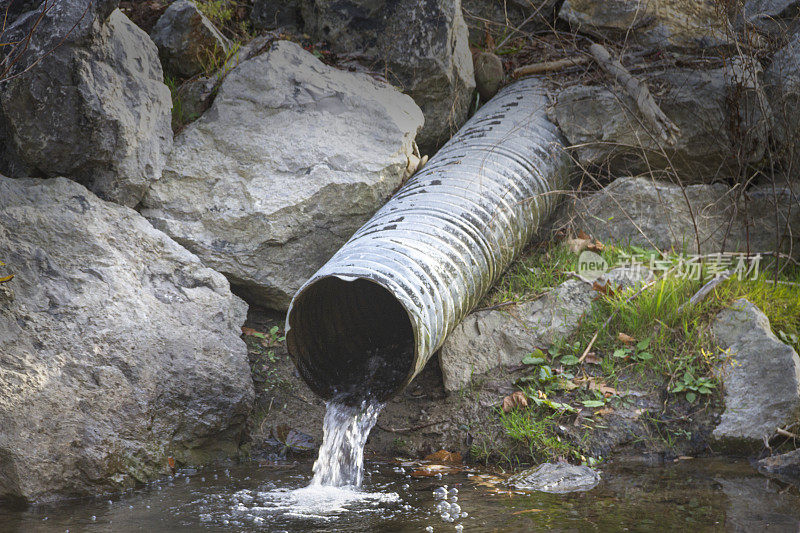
[286,277,415,406]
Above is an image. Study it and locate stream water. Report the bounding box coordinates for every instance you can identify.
[2,457,799,532]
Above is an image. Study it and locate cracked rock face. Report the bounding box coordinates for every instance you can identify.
[140,40,424,310]
[0,4,172,207]
[0,176,253,503]
[712,299,800,447]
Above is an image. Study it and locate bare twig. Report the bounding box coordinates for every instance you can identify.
[589,42,680,145]
[513,55,591,77]
[677,270,732,313]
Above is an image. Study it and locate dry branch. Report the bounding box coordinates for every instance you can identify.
[588,43,680,145]
[513,56,591,77]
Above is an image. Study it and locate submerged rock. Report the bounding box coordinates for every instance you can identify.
[548,59,770,182]
[301,0,475,152]
[712,299,800,448]
[141,40,423,310]
[758,449,800,482]
[0,176,253,503]
[150,0,231,78]
[0,4,172,208]
[508,463,600,493]
[564,177,800,256]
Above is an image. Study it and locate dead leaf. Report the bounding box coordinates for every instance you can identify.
[618,332,636,345]
[410,464,462,477]
[592,280,616,297]
[598,384,618,397]
[583,352,602,364]
[566,237,591,254]
[587,240,605,252]
[0,274,13,284]
[594,407,614,416]
[241,327,261,336]
[513,509,543,515]
[167,456,175,469]
[424,450,462,465]
[502,391,529,413]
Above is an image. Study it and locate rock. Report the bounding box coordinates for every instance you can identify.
[461,0,560,42]
[439,279,594,391]
[150,0,231,78]
[301,0,475,152]
[0,176,254,503]
[474,51,504,101]
[758,449,800,482]
[548,59,771,182]
[565,177,800,257]
[507,463,600,493]
[141,41,424,310]
[558,0,732,50]
[0,4,172,208]
[250,0,303,29]
[742,0,800,36]
[174,75,218,122]
[765,31,800,167]
[718,477,800,530]
[712,299,800,447]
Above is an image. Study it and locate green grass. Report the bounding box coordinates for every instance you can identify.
[498,407,580,463]
[489,240,800,458]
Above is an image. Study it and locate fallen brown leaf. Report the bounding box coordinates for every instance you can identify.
[583,352,602,364]
[241,327,261,336]
[587,240,605,252]
[502,390,529,413]
[424,450,462,465]
[618,332,636,345]
[594,407,614,416]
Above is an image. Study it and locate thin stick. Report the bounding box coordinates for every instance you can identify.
[578,276,660,363]
[513,56,591,77]
[588,43,680,144]
[677,270,732,313]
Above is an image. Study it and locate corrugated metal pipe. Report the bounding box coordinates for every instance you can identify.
[285,77,571,405]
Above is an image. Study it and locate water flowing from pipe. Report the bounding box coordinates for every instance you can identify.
[310,400,384,487]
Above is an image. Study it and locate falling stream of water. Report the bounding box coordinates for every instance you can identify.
[310,400,384,487]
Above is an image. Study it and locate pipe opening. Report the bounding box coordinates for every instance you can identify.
[286,277,415,406]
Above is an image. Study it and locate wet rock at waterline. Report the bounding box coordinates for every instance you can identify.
[439,279,595,392]
[563,177,800,257]
[558,0,732,49]
[712,299,800,448]
[0,5,172,208]
[140,40,424,310]
[508,463,600,493]
[547,59,770,183]
[150,0,231,78]
[301,0,475,152]
[758,448,800,483]
[0,176,253,503]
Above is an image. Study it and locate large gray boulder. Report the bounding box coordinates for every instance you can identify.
[0,176,254,503]
[565,177,800,256]
[0,3,173,208]
[712,299,800,447]
[548,59,770,182]
[150,0,231,78]
[301,0,475,152]
[766,31,800,167]
[558,0,732,49]
[439,279,594,391]
[141,41,424,310]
